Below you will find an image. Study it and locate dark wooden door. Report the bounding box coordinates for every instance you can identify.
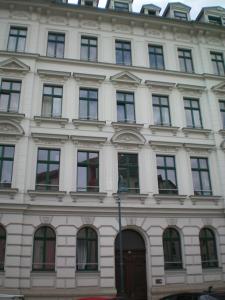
[115,249,147,300]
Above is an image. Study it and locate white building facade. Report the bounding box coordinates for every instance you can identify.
[0,0,225,299]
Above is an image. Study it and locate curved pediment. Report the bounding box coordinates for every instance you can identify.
[111,129,146,146]
[0,120,24,138]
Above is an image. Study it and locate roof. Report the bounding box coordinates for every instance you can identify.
[140,4,161,13]
[163,2,191,17]
[196,6,225,21]
[106,0,133,9]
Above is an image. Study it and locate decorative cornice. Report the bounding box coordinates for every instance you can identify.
[27,190,66,201]
[184,143,215,152]
[70,191,107,203]
[149,141,182,151]
[113,193,148,204]
[0,112,25,121]
[182,127,212,137]
[72,119,106,129]
[190,195,222,206]
[73,72,106,83]
[0,188,18,199]
[37,69,71,80]
[34,116,69,128]
[176,83,206,94]
[31,133,69,143]
[145,80,175,90]
[111,122,143,131]
[154,194,187,205]
[70,135,107,145]
[149,125,179,136]
[111,128,146,146]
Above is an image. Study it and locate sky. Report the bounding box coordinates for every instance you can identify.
[68,0,225,18]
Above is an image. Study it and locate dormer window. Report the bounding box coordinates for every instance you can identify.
[114,1,129,12]
[85,0,93,6]
[148,10,156,16]
[208,15,222,25]
[174,11,188,21]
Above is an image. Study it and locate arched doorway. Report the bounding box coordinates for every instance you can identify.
[115,229,147,300]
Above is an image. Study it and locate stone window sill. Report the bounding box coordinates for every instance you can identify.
[149,125,179,135]
[27,190,66,201]
[70,191,107,202]
[31,270,56,276]
[0,188,18,199]
[112,122,144,131]
[190,195,221,205]
[182,127,212,137]
[165,269,186,275]
[154,194,187,205]
[0,112,25,121]
[113,193,148,204]
[34,116,69,128]
[72,119,106,129]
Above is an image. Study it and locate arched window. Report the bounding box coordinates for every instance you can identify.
[200,228,218,268]
[33,226,56,271]
[77,227,98,271]
[0,225,6,270]
[163,227,182,270]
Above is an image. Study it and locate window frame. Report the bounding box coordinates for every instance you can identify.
[0,145,15,188]
[190,157,212,196]
[0,79,21,113]
[199,228,218,269]
[76,227,98,271]
[79,88,98,120]
[148,45,165,70]
[178,48,194,73]
[35,148,60,191]
[0,225,6,271]
[47,32,65,58]
[210,51,225,76]
[115,40,132,66]
[41,85,63,118]
[184,98,203,128]
[174,11,188,20]
[116,91,135,123]
[80,35,98,61]
[32,226,56,271]
[77,150,99,192]
[152,94,171,126]
[114,1,129,12]
[219,100,225,129]
[208,15,222,25]
[163,227,183,270]
[7,26,27,52]
[156,155,178,195]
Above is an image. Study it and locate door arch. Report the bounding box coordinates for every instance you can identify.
[115,229,147,300]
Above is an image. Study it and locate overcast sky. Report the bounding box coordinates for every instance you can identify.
[68,0,225,18]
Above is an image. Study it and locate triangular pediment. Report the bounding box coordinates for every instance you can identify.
[110,71,142,85]
[111,129,146,145]
[0,120,24,138]
[0,58,30,74]
[211,81,225,93]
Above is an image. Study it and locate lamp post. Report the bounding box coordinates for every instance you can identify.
[117,175,128,300]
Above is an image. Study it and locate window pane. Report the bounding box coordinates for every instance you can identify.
[79,100,88,119]
[17,37,26,52]
[77,166,87,191]
[42,96,52,117]
[8,37,17,51]
[56,43,64,58]
[38,149,48,161]
[78,152,87,163]
[1,161,13,185]
[89,47,97,61]
[54,87,63,96]
[36,163,47,186]
[185,110,193,127]
[126,103,135,122]
[117,104,125,122]
[0,94,9,111]
[81,46,88,60]
[49,164,59,187]
[153,106,161,124]
[50,150,60,161]
[9,93,20,112]
[166,157,174,167]
[4,146,14,158]
[52,97,61,117]
[124,50,131,65]
[192,171,201,193]
[161,107,170,125]
[201,171,211,192]
[193,110,202,127]
[89,101,97,119]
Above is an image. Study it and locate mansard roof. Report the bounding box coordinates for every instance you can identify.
[196,6,225,21]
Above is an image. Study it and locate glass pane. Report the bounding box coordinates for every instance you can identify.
[42,96,52,117]
[80,89,88,98]
[160,97,168,106]
[36,163,47,186]
[87,165,98,188]
[192,171,201,193]
[9,93,19,112]
[57,35,65,42]
[116,50,123,64]
[33,240,44,270]
[38,150,48,161]
[52,97,61,117]
[89,47,97,61]
[157,56,164,69]
[201,171,211,192]
[8,36,17,51]
[124,50,131,65]
[218,62,225,75]
[47,42,55,57]
[79,100,88,119]
[81,46,88,60]
[17,37,26,52]
[126,103,135,122]
[191,158,198,169]
[49,164,59,186]
[150,54,157,68]
[152,96,159,105]
[161,107,170,125]
[56,43,64,58]
[44,86,52,95]
[50,150,60,161]
[89,152,98,161]
[12,82,21,91]
[48,34,56,41]
[54,87,62,96]
[199,159,207,169]
[193,110,202,127]
[126,94,134,103]
[153,106,161,124]
[185,110,193,127]
[78,152,87,163]
[77,166,87,191]
[166,157,174,167]
[179,58,185,71]
[1,161,13,185]
[0,94,9,111]
[45,240,55,270]
[89,101,97,119]
[1,81,10,90]
[156,156,164,167]
[4,146,14,158]
[89,90,97,99]
[186,60,193,73]
[167,170,177,187]
[117,104,125,122]
[184,99,191,108]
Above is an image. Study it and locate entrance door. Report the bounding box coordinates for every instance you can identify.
[115,230,147,300]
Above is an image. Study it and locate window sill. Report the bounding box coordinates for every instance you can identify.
[113,192,148,204]
[72,119,106,129]
[154,194,187,205]
[202,267,222,273]
[27,190,66,201]
[112,122,144,131]
[70,191,107,202]
[34,116,69,128]
[31,270,56,276]
[0,112,25,121]
[76,270,100,274]
[149,125,179,135]
[182,127,212,137]
[190,195,221,206]
[165,269,186,275]
[0,187,18,199]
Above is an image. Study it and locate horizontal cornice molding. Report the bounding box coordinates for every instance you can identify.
[73,72,106,83]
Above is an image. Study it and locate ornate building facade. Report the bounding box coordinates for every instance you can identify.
[0,0,225,299]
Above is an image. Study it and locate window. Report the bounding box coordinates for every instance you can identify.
[184,98,202,128]
[219,100,225,129]
[0,225,6,270]
[208,15,222,25]
[0,145,15,188]
[115,40,131,66]
[118,153,139,193]
[191,157,212,196]
[77,151,99,192]
[80,36,97,61]
[157,155,178,194]
[84,0,93,6]
[7,26,27,52]
[178,49,194,73]
[148,45,165,70]
[152,95,171,126]
[117,91,135,123]
[47,32,65,58]
[148,10,156,16]
[0,80,21,113]
[114,1,129,12]
[79,88,98,120]
[33,226,56,271]
[77,227,98,271]
[41,85,63,118]
[199,228,218,268]
[210,52,225,76]
[36,149,60,191]
[174,11,188,20]
[163,228,182,270]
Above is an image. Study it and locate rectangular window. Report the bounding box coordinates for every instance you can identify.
[7,26,27,52]
[208,15,222,25]
[0,80,21,113]
[152,94,171,126]
[219,100,225,129]
[117,91,135,123]
[114,1,129,12]
[0,145,14,188]
[118,153,139,193]
[79,88,98,120]
[184,98,202,128]
[157,155,178,194]
[77,151,99,192]
[84,0,93,6]
[149,45,165,70]
[178,48,194,73]
[36,149,60,191]
[174,11,188,20]
[47,32,65,58]
[116,40,131,66]
[41,85,63,118]
[211,52,225,75]
[191,157,212,196]
[81,36,97,61]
